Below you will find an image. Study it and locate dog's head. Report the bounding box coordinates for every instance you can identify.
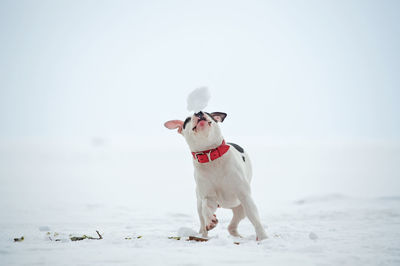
[164,111,227,152]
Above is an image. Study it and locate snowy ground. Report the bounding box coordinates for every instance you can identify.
[1,137,399,265]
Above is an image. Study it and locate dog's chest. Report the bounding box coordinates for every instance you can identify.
[196,162,242,208]
[195,152,231,177]
[194,152,244,189]
[193,150,248,208]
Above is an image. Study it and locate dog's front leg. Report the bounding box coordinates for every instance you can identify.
[201,197,218,235]
[196,195,207,236]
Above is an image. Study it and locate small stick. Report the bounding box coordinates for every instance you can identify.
[96,230,103,239]
[70,231,103,241]
[14,236,24,242]
[187,236,208,242]
[168,236,181,240]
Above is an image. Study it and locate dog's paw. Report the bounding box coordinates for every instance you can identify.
[256,233,268,241]
[206,214,218,231]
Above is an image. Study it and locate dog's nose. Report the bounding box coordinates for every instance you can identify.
[195,111,204,118]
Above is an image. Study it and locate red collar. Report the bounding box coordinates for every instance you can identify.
[191,140,230,163]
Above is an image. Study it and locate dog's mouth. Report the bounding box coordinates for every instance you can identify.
[192,117,212,131]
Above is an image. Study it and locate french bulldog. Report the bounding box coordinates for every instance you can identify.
[164,111,267,240]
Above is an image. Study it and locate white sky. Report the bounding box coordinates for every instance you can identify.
[0,0,399,140]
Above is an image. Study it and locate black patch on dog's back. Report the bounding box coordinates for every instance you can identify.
[228,142,244,153]
[183,117,191,129]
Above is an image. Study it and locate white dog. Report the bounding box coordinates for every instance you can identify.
[164,111,267,240]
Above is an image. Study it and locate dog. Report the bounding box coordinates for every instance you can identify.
[164,111,267,240]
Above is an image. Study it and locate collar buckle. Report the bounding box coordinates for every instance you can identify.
[195,150,212,162]
[191,140,229,164]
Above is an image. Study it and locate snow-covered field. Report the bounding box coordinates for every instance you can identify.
[1,137,399,265]
[2,196,400,266]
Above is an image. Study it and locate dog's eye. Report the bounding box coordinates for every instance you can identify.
[183,117,191,130]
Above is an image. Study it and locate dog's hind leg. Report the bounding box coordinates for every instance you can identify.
[239,195,268,240]
[228,204,245,237]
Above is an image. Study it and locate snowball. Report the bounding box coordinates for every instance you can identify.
[309,232,318,240]
[187,87,211,112]
[177,227,198,237]
[39,226,51,232]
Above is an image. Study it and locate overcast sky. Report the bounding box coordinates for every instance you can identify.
[1,0,399,140]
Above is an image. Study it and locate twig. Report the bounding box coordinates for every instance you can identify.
[168,236,181,240]
[187,236,208,242]
[96,230,103,239]
[14,236,24,242]
[70,230,103,241]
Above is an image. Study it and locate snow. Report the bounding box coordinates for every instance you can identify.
[0,137,399,265]
[308,232,318,240]
[177,227,198,237]
[1,196,399,265]
[38,226,51,232]
[187,87,211,112]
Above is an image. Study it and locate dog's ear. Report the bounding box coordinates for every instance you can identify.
[210,112,227,123]
[164,120,184,134]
